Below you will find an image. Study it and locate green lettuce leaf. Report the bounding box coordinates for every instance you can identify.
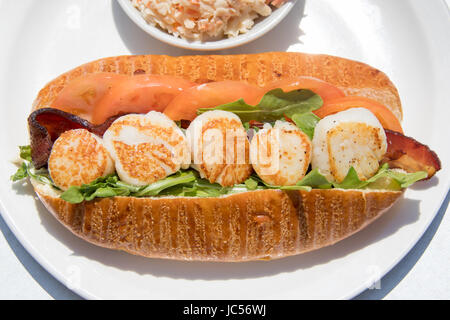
[243,165,426,193]
[10,157,56,189]
[190,179,231,197]
[244,177,259,190]
[296,169,333,189]
[11,146,33,181]
[26,166,55,187]
[291,112,321,140]
[276,185,312,191]
[61,174,123,203]
[60,186,84,203]
[333,164,427,190]
[84,187,131,201]
[133,171,197,197]
[19,145,32,162]
[378,170,428,189]
[198,89,323,123]
[11,162,28,181]
[249,175,311,191]
[333,167,368,189]
[61,171,199,204]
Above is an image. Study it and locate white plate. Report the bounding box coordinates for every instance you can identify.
[117,0,298,51]
[0,0,449,300]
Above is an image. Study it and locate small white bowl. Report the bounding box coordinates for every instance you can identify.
[118,0,297,51]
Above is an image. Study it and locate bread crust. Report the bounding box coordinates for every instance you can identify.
[35,185,401,262]
[30,52,404,261]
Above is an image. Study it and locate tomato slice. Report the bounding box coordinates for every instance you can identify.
[265,76,346,105]
[91,75,196,124]
[52,73,195,125]
[314,96,403,133]
[51,73,127,122]
[163,81,266,121]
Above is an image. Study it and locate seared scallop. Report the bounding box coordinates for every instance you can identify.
[48,129,114,190]
[250,121,312,186]
[186,110,252,187]
[103,111,190,186]
[311,108,388,183]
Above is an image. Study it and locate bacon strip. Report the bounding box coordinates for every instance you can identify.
[383,129,441,179]
[28,108,121,169]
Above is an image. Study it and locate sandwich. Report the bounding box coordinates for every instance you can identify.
[12,52,441,262]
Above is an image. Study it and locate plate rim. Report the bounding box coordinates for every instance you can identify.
[0,0,449,300]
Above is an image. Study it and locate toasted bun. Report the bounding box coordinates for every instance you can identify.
[30,52,404,261]
[34,182,401,262]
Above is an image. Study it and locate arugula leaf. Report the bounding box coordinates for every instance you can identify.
[333,164,427,190]
[296,169,333,189]
[11,159,57,189]
[365,176,402,191]
[243,165,426,193]
[249,175,312,191]
[198,89,323,123]
[11,146,33,181]
[291,112,321,140]
[162,177,232,198]
[85,187,131,201]
[58,168,248,203]
[133,171,197,197]
[244,177,259,190]
[333,167,366,189]
[61,175,124,203]
[159,183,197,197]
[380,170,428,189]
[115,181,142,193]
[19,145,32,162]
[276,185,312,191]
[246,170,331,191]
[26,166,55,187]
[60,186,84,204]
[11,162,28,181]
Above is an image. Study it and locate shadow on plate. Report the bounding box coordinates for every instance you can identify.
[355,189,449,299]
[5,181,82,299]
[409,175,439,190]
[111,0,306,55]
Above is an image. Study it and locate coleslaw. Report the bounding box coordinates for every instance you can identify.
[130,0,288,40]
